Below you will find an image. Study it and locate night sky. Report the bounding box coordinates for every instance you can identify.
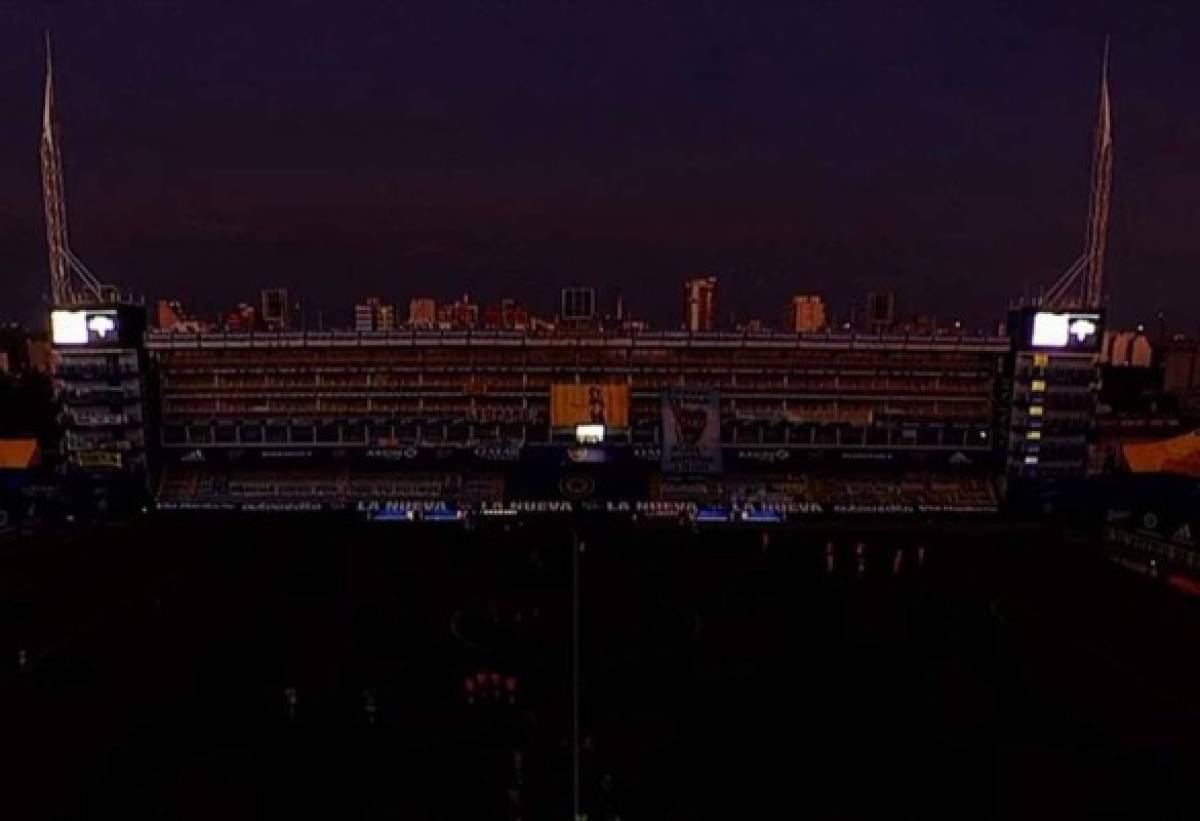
[1,1,1197,330]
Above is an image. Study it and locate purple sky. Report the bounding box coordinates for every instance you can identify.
[2,1,1198,329]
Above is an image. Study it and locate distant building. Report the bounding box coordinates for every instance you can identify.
[560,287,597,324]
[865,290,895,334]
[26,339,51,373]
[0,326,50,374]
[260,288,291,330]
[481,298,529,331]
[0,325,23,373]
[354,297,396,332]
[683,276,717,332]
[788,295,827,333]
[222,303,258,332]
[737,318,770,334]
[155,299,211,333]
[529,315,558,334]
[437,294,480,330]
[1162,337,1200,414]
[1101,329,1153,367]
[409,298,437,328]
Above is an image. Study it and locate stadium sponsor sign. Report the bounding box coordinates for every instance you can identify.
[1105,525,1200,573]
[472,444,522,461]
[916,503,999,514]
[832,503,916,515]
[481,500,574,513]
[656,478,720,500]
[366,447,419,461]
[241,501,324,512]
[470,407,540,424]
[733,448,791,464]
[358,499,459,514]
[566,446,606,464]
[633,500,697,517]
[661,390,722,474]
[74,450,124,469]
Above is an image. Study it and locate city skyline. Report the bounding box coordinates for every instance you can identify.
[3,3,1199,330]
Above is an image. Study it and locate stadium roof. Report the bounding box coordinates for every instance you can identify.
[1122,431,1200,479]
[0,439,40,470]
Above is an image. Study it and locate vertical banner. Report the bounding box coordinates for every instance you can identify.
[662,390,722,474]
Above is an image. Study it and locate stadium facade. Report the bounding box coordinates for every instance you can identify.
[135,327,1024,514]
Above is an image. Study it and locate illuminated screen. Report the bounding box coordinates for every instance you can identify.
[1030,311,1101,350]
[1031,313,1069,347]
[51,309,121,346]
[51,310,88,344]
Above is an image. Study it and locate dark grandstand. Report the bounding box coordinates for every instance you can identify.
[144,330,1010,511]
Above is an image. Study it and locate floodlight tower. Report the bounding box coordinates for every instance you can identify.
[1042,39,1114,310]
[40,33,106,306]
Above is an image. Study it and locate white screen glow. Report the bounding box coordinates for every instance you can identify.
[575,424,605,444]
[1031,312,1069,347]
[51,310,88,345]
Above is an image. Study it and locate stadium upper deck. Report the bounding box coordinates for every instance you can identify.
[146,330,1011,467]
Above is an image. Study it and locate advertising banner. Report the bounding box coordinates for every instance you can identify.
[661,390,722,474]
[75,450,124,469]
[550,383,629,428]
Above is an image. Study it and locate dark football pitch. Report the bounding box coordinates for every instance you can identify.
[2,515,1199,819]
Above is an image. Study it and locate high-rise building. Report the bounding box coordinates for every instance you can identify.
[409,298,437,328]
[261,288,291,331]
[788,295,827,334]
[865,290,895,334]
[683,276,717,332]
[354,297,396,332]
[560,287,596,324]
